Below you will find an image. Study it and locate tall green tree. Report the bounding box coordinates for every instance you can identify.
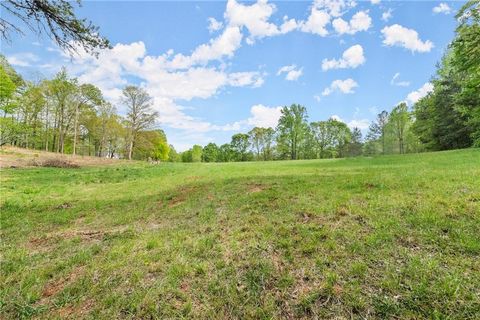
[17,82,45,148]
[218,143,233,162]
[134,130,169,161]
[72,84,103,155]
[0,65,17,117]
[191,145,203,162]
[388,103,411,154]
[276,104,308,160]
[44,68,77,153]
[452,0,480,146]
[310,120,333,158]
[367,111,389,154]
[202,142,219,162]
[412,1,479,149]
[310,119,351,158]
[231,133,250,161]
[348,127,363,157]
[248,127,275,161]
[168,145,180,162]
[122,85,158,160]
[0,65,19,146]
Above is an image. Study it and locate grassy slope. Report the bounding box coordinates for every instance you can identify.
[1,149,479,319]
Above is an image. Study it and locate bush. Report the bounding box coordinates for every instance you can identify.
[33,158,80,168]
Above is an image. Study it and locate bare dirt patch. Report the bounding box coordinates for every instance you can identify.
[27,227,130,254]
[247,183,268,193]
[39,266,85,304]
[335,206,350,217]
[0,146,121,168]
[53,298,95,319]
[167,186,198,207]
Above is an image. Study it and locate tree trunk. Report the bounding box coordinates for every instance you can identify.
[73,105,79,155]
[128,139,133,160]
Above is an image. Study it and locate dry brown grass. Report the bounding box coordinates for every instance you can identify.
[0,146,122,168]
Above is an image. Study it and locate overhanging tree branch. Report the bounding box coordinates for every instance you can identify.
[0,0,110,57]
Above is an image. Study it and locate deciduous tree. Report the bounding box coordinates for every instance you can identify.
[122,85,158,160]
[276,104,308,160]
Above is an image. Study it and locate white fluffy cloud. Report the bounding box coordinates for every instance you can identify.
[225,0,293,43]
[315,0,354,18]
[169,26,243,69]
[322,78,358,96]
[207,17,223,32]
[247,104,283,128]
[63,39,265,136]
[381,24,434,53]
[390,72,410,87]
[322,44,365,71]
[433,3,452,14]
[382,9,393,22]
[300,5,331,36]
[299,0,360,37]
[371,0,381,5]
[280,16,299,33]
[406,82,434,105]
[332,11,372,35]
[277,65,303,81]
[222,0,368,40]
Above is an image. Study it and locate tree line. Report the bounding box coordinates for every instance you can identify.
[175,102,414,163]
[412,1,479,150]
[0,60,168,161]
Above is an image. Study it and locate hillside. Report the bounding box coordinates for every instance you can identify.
[0,146,123,169]
[1,149,479,319]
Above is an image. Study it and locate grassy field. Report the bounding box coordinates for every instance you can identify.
[1,149,479,319]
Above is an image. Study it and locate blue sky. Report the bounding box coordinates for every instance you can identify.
[3,0,462,150]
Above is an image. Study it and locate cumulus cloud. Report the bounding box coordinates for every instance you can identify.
[277,65,303,81]
[225,0,296,43]
[433,3,452,14]
[315,0,354,18]
[207,17,223,32]
[280,16,299,33]
[300,5,331,36]
[332,10,372,35]
[371,0,381,5]
[406,82,434,105]
[322,78,358,96]
[390,72,410,87]
[381,24,434,53]
[300,0,360,36]
[169,26,243,68]
[322,44,365,71]
[382,9,393,22]
[63,40,265,136]
[247,104,283,128]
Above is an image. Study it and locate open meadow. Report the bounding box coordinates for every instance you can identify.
[1,149,479,319]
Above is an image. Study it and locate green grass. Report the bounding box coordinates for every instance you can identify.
[1,149,479,319]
